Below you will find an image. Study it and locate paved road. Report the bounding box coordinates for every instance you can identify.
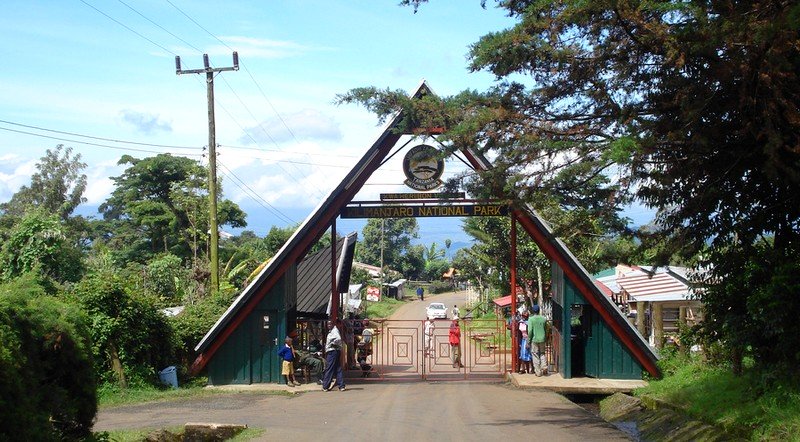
[95,292,628,440]
[95,382,627,441]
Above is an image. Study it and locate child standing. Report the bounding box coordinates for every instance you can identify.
[519,312,532,374]
[278,336,300,387]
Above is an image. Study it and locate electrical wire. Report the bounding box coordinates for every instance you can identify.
[164,0,325,193]
[0,119,202,150]
[217,160,297,224]
[116,0,203,54]
[0,126,201,157]
[78,0,176,56]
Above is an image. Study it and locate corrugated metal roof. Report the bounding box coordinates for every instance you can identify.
[615,267,690,301]
[295,232,357,317]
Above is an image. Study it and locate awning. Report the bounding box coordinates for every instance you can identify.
[493,295,512,307]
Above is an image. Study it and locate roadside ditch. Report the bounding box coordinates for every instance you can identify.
[567,393,745,441]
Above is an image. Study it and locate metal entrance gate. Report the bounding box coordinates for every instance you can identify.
[296,319,508,382]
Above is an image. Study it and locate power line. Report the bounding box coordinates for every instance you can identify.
[219,143,359,158]
[212,97,328,199]
[0,126,201,157]
[0,119,348,168]
[217,160,297,225]
[0,119,202,150]
[78,0,176,55]
[116,0,203,53]
[164,0,326,195]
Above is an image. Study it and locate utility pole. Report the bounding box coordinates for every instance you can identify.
[175,52,239,292]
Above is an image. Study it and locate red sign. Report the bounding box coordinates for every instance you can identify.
[366,286,381,302]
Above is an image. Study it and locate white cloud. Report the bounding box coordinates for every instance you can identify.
[240,109,342,145]
[202,35,322,60]
[119,110,173,135]
[0,157,37,203]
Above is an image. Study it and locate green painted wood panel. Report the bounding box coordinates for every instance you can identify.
[208,269,294,384]
[551,266,643,380]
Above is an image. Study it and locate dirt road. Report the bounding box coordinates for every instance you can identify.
[95,382,626,441]
[95,292,628,440]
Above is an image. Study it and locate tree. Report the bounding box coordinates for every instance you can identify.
[0,275,96,441]
[96,154,247,263]
[70,270,174,388]
[0,145,87,221]
[348,0,800,373]
[357,218,421,278]
[0,211,83,284]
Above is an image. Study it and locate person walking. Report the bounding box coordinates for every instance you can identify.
[417,286,424,301]
[527,304,549,376]
[451,305,460,320]
[322,320,346,391]
[278,337,300,386]
[449,319,463,368]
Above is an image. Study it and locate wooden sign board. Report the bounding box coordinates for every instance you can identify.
[380,192,466,200]
[341,203,508,219]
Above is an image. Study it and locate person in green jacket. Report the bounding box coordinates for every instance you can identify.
[527,304,549,376]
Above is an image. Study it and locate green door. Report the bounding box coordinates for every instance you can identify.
[584,308,600,378]
[250,310,279,383]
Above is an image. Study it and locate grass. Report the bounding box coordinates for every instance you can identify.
[364,295,405,319]
[635,354,800,441]
[102,427,265,441]
[97,377,289,409]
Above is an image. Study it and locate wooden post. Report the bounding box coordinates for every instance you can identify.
[331,220,338,320]
[636,301,647,336]
[510,213,518,373]
[652,302,663,349]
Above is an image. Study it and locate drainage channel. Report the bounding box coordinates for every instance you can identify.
[565,393,641,441]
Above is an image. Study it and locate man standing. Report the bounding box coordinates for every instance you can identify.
[322,320,346,391]
[527,304,548,376]
[452,304,460,320]
[416,286,424,301]
[448,320,463,368]
[424,316,435,357]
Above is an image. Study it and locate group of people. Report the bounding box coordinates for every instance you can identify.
[424,313,464,369]
[277,319,358,391]
[515,304,549,376]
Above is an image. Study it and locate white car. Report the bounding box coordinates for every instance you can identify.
[426,302,448,319]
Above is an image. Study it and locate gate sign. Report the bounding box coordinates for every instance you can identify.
[341,203,509,219]
[366,286,381,302]
[403,144,444,191]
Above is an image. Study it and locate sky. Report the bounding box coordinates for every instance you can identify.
[0,1,653,246]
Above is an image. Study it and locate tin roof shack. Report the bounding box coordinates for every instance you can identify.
[595,265,703,349]
[199,233,356,385]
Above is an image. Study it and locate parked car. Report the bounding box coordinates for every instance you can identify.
[426,302,448,319]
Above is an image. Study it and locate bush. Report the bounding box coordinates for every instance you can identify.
[428,280,453,294]
[0,274,96,441]
[70,270,175,387]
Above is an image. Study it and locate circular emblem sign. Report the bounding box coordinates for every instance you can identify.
[403,144,444,191]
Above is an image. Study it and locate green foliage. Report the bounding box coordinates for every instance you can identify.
[0,144,87,220]
[0,211,84,284]
[637,353,800,440]
[364,296,404,319]
[95,154,247,263]
[143,254,187,305]
[70,271,175,385]
[357,218,422,278]
[0,275,96,441]
[350,0,800,373]
[428,280,453,294]
[170,289,237,363]
[698,239,800,374]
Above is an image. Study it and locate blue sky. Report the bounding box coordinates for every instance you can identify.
[0,1,653,244]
